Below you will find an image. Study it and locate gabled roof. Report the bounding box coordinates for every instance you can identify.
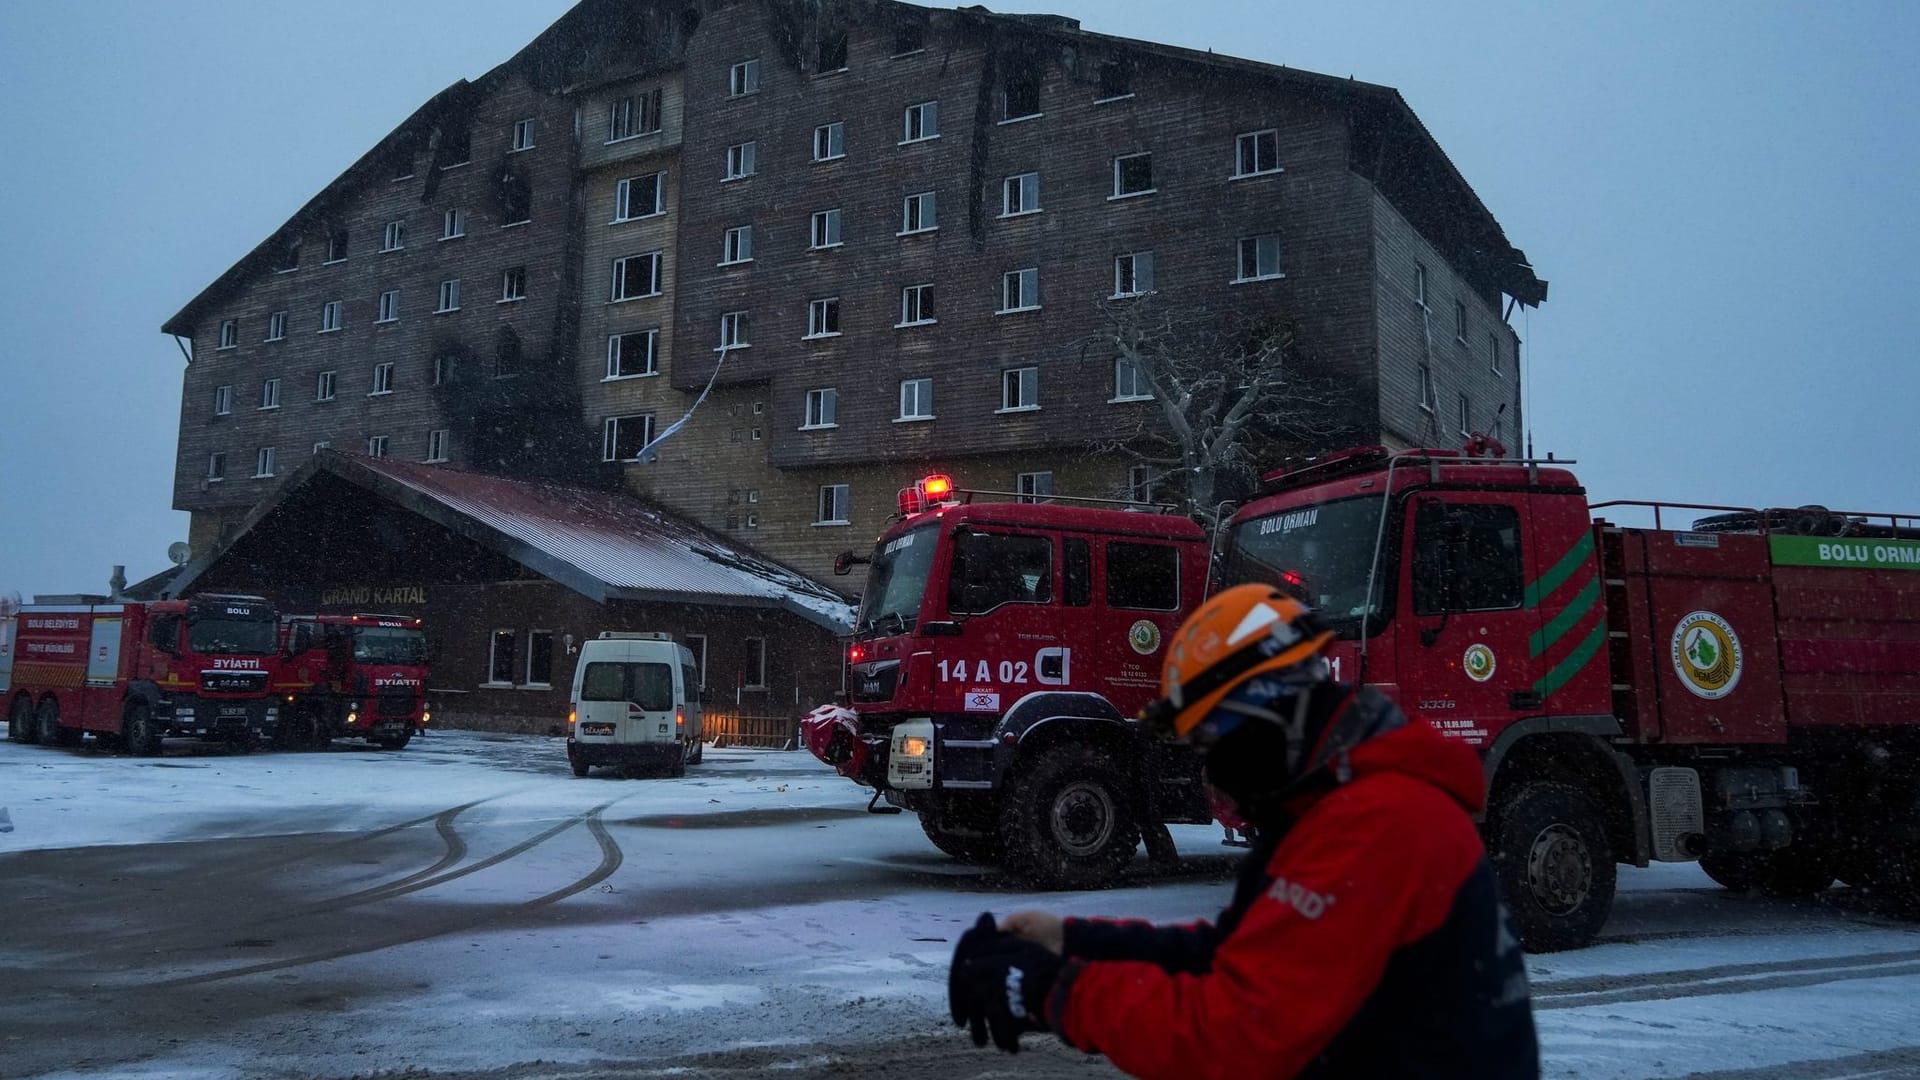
[166,452,856,633]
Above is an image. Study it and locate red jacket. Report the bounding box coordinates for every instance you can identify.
[1050,699,1537,1079]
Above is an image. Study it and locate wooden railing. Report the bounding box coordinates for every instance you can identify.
[702,708,799,749]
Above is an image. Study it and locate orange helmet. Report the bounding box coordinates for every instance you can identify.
[1141,584,1334,740]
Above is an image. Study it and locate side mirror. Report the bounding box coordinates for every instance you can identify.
[833,550,867,576]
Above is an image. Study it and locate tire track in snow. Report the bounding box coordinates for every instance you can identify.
[148,802,625,988]
[1533,946,1920,1010]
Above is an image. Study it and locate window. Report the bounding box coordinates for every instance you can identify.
[440,126,470,168]
[805,297,841,339]
[500,267,527,302]
[488,630,516,685]
[1418,364,1436,412]
[370,362,394,395]
[1113,358,1150,401]
[207,452,226,482]
[1064,537,1092,606]
[260,378,280,410]
[894,21,926,55]
[1113,153,1154,198]
[742,637,768,690]
[1455,300,1468,343]
[999,268,1040,313]
[1236,234,1283,282]
[254,447,277,478]
[1128,464,1156,506]
[1412,502,1524,615]
[1001,366,1039,411]
[902,100,939,142]
[512,118,535,151]
[608,89,662,141]
[607,330,658,378]
[1016,471,1054,503]
[1458,393,1473,436]
[316,370,336,401]
[275,241,300,273]
[611,251,663,301]
[718,311,750,350]
[684,634,708,691]
[438,209,464,240]
[325,229,348,263]
[1107,542,1180,610]
[391,149,414,180]
[817,32,847,73]
[377,290,399,323]
[721,225,753,264]
[313,441,330,453]
[948,531,1052,614]
[319,300,343,332]
[724,141,757,181]
[1096,61,1133,101]
[803,388,838,429]
[810,208,842,249]
[899,283,934,326]
[500,181,531,226]
[901,190,937,233]
[602,413,655,461]
[1415,263,1429,308]
[496,326,523,377]
[899,377,933,420]
[729,59,761,97]
[437,279,460,312]
[432,355,451,386]
[368,435,389,458]
[218,319,238,349]
[1113,251,1155,297]
[1489,333,1502,376]
[816,484,851,525]
[266,311,287,341]
[382,221,405,251]
[614,173,663,221]
[526,630,554,687]
[213,384,232,416]
[813,121,845,161]
[1002,74,1040,121]
[1234,129,1281,177]
[1001,172,1040,216]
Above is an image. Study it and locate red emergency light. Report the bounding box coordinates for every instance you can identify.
[897,473,961,516]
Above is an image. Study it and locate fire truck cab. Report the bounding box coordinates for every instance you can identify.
[279,613,430,749]
[840,475,1213,887]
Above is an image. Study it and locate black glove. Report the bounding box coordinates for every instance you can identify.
[948,912,1063,1053]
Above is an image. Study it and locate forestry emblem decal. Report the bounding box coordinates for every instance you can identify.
[1128,619,1163,656]
[1463,644,1497,683]
[1670,611,1742,699]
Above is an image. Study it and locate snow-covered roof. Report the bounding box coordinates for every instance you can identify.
[169,453,856,633]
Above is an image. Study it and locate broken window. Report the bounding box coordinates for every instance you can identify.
[1097,61,1133,101]
[818,32,848,73]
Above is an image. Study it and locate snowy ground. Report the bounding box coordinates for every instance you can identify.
[2,730,1918,1080]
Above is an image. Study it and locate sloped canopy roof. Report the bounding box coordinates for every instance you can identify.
[167,452,856,633]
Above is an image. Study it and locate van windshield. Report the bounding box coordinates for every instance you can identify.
[856,524,938,637]
[581,661,674,711]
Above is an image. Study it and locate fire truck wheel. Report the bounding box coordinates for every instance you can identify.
[1489,781,1616,953]
[377,730,412,751]
[1699,851,1760,892]
[920,813,1005,865]
[39,698,80,747]
[1702,848,1836,897]
[123,702,163,757]
[9,694,37,744]
[571,761,591,778]
[1000,745,1141,890]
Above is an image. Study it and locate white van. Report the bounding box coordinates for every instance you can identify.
[566,632,705,778]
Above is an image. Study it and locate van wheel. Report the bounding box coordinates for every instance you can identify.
[1489,781,1616,952]
[40,698,80,747]
[668,744,688,779]
[9,694,37,744]
[571,761,590,778]
[124,701,164,757]
[1000,745,1140,889]
[689,740,705,765]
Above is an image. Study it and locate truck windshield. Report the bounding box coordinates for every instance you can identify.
[188,618,279,655]
[352,627,428,665]
[1224,495,1389,635]
[855,524,939,636]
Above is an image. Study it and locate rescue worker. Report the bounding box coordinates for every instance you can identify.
[947,584,1539,1078]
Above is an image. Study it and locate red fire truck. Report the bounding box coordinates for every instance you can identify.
[823,454,1920,951]
[3,594,282,753]
[278,613,430,749]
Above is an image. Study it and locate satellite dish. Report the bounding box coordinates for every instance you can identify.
[167,542,192,566]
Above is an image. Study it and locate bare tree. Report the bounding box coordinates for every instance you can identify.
[1088,294,1353,525]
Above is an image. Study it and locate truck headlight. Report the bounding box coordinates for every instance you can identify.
[901,736,930,758]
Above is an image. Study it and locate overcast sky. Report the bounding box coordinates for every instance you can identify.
[2,1,1915,596]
